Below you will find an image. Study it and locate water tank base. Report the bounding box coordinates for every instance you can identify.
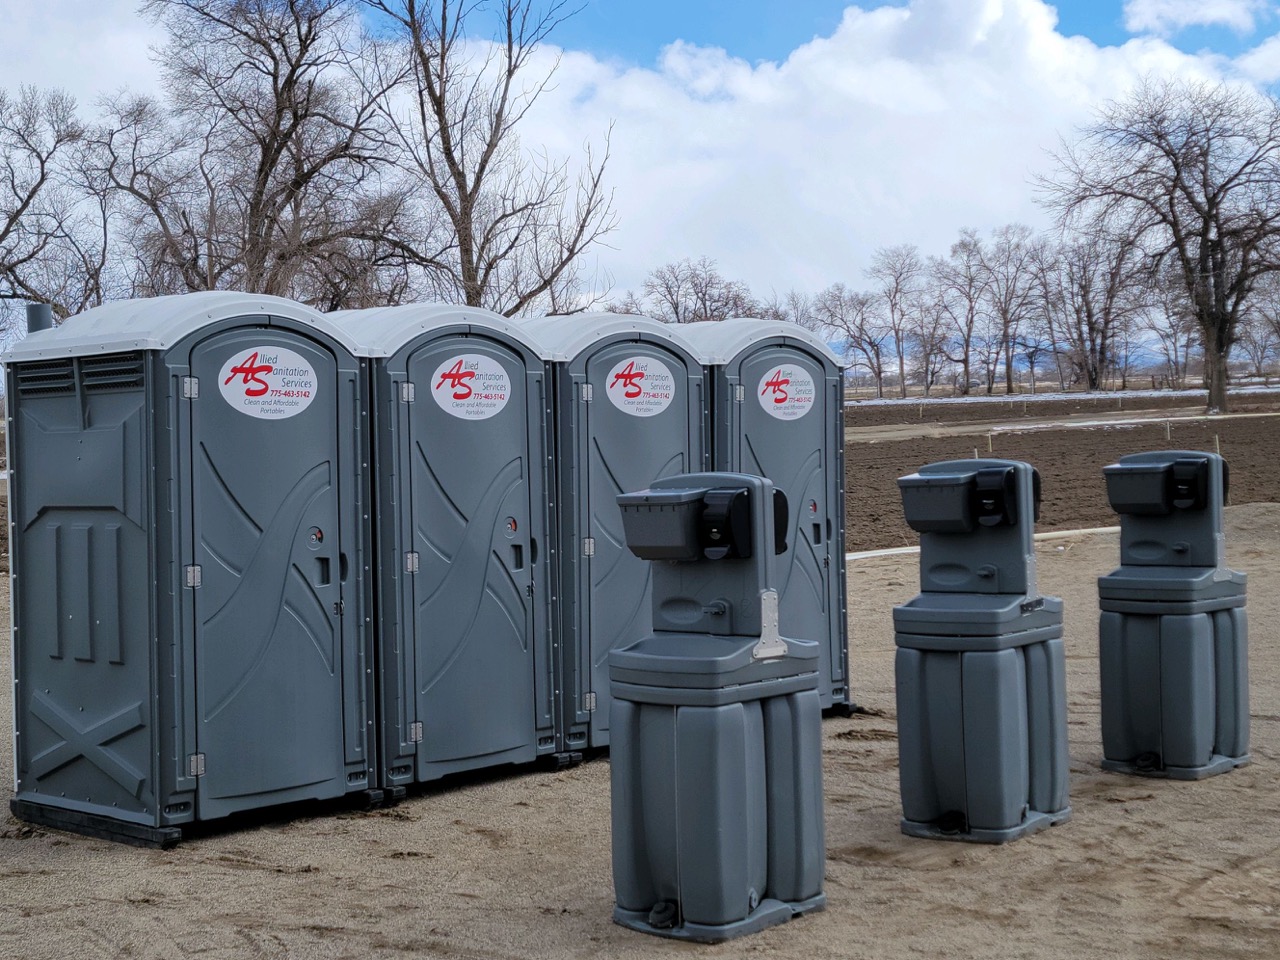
[613,893,826,944]
[901,805,1072,845]
[1101,753,1249,781]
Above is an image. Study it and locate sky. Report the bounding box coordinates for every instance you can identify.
[3,0,1280,301]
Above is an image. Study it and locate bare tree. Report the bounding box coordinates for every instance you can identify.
[1043,79,1280,411]
[639,261,691,322]
[1235,308,1277,379]
[930,229,988,394]
[1030,225,1146,390]
[1254,270,1280,350]
[980,224,1036,393]
[627,256,758,323]
[1027,240,1073,390]
[90,0,402,303]
[907,289,952,395]
[814,283,889,397]
[759,288,826,333]
[365,0,616,315]
[605,288,646,316]
[1144,266,1201,388]
[1013,314,1055,394]
[972,308,1005,394]
[0,86,86,320]
[298,223,418,311]
[867,243,921,398]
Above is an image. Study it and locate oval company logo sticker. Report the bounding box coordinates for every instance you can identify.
[431,354,511,420]
[218,346,317,419]
[606,356,676,417]
[758,364,816,420]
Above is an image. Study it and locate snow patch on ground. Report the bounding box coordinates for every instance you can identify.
[845,386,1280,407]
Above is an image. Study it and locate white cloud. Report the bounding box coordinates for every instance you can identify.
[0,1,165,107]
[522,0,1236,296]
[0,0,1266,300]
[1123,0,1269,35]
[1236,32,1280,80]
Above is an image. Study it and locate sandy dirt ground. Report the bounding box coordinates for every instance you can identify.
[1,503,1277,960]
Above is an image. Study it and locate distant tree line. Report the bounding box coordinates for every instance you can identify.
[611,222,1250,402]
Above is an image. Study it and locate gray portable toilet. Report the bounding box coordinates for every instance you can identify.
[522,314,708,751]
[327,304,561,788]
[679,319,850,713]
[4,292,375,846]
[1099,451,1248,778]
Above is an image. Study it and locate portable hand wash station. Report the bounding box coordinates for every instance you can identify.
[608,473,826,942]
[1099,451,1248,778]
[893,459,1071,843]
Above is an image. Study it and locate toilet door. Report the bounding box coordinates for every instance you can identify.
[189,329,346,819]
[582,343,697,746]
[407,338,537,774]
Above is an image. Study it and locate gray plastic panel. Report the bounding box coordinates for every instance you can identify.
[1104,450,1228,568]
[1025,638,1071,814]
[329,308,556,783]
[895,647,967,826]
[898,459,1039,596]
[1097,565,1246,604]
[608,470,825,940]
[699,336,848,708]
[893,458,1068,843]
[634,472,780,638]
[762,692,825,902]
[523,313,695,361]
[892,593,1063,637]
[680,318,842,368]
[894,622,1063,653]
[327,303,548,360]
[10,366,158,824]
[962,649,1030,831]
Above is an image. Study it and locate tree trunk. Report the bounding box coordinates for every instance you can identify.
[1205,341,1230,412]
